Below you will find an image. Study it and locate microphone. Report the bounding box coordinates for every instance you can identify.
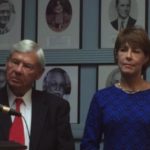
[0,104,30,139]
[0,104,22,116]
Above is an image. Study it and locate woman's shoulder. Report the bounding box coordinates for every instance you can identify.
[94,85,118,100]
[96,85,117,94]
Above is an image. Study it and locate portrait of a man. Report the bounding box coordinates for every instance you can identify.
[110,0,136,31]
[101,0,145,48]
[0,0,15,34]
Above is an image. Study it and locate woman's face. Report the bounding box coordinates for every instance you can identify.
[46,72,66,98]
[117,43,148,77]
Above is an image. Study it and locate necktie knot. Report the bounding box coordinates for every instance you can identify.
[15,98,23,112]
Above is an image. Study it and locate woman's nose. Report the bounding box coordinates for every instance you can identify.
[126,49,132,58]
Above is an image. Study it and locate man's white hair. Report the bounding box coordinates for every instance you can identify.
[9,39,45,69]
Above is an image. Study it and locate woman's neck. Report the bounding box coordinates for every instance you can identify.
[118,75,150,93]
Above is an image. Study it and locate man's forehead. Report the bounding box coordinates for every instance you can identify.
[10,51,38,61]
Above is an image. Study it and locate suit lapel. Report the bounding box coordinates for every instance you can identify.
[29,90,49,150]
[0,87,12,140]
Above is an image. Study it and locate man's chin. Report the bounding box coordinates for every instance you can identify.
[8,82,22,89]
[51,92,63,98]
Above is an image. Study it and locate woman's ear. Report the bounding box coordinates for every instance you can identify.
[144,55,150,65]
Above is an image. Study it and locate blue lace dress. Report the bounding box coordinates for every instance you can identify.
[80,85,150,150]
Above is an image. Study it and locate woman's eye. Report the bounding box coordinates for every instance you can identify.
[119,48,127,52]
[133,48,142,53]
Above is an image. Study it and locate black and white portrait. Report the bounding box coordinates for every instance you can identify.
[110,0,137,31]
[98,65,121,89]
[0,0,23,50]
[100,0,147,48]
[36,65,79,123]
[46,0,72,32]
[105,67,121,87]
[0,0,15,35]
[37,0,80,49]
[43,67,71,99]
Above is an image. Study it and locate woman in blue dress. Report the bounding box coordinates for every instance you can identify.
[80,26,150,150]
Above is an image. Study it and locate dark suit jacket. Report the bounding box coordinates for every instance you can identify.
[111,16,136,30]
[0,87,75,150]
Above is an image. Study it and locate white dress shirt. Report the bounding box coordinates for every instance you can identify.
[7,86,32,150]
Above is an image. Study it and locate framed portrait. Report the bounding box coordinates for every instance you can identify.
[0,65,6,89]
[37,0,81,49]
[0,0,24,50]
[97,64,121,90]
[35,65,80,123]
[146,68,150,82]
[100,0,148,48]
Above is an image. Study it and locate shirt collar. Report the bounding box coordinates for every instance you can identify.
[118,17,129,25]
[7,86,32,108]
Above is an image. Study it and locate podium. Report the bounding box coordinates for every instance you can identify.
[0,141,27,150]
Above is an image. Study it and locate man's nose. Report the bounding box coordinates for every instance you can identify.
[15,64,23,72]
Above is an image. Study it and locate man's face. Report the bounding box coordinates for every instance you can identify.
[6,51,43,96]
[0,3,11,26]
[117,0,131,19]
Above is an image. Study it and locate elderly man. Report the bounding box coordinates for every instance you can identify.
[0,39,75,150]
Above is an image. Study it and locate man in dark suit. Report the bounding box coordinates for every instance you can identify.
[111,0,136,31]
[0,39,75,150]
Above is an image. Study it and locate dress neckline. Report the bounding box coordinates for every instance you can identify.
[114,83,150,94]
